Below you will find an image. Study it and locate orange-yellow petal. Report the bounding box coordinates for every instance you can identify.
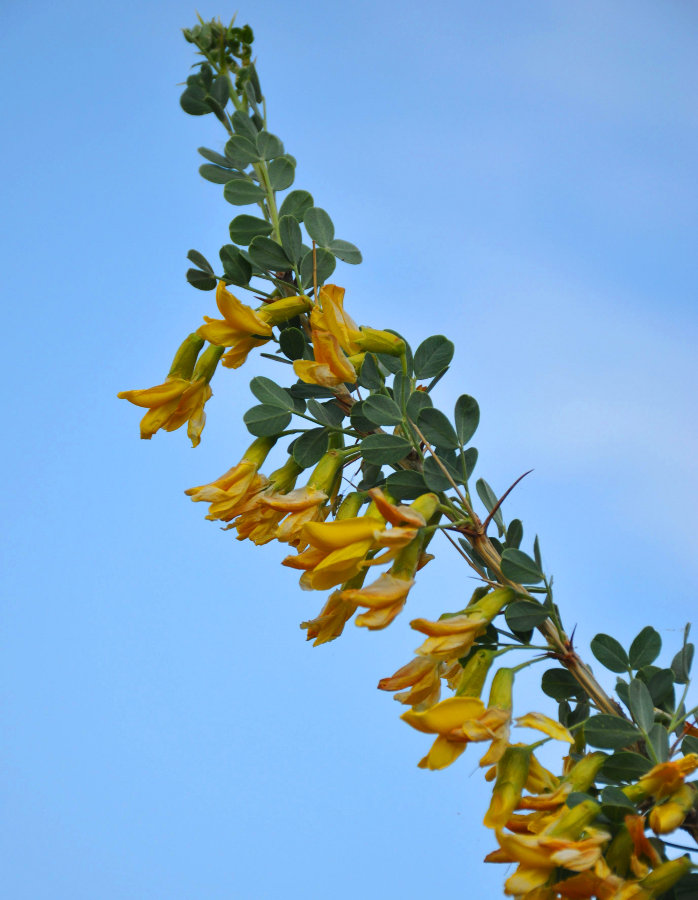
[516,712,574,744]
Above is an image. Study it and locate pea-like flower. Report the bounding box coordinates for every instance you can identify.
[118,335,222,446]
[199,282,311,369]
[185,436,275,521]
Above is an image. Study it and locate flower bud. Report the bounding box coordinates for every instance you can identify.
[353,326,405,356]
[259,294,313,325]
[640,855,692,894]
[192,344,225,382]
[168,333,205,379]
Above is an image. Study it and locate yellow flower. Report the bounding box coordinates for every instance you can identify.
[118,335,222,446]
[551,862,623,899]
[284,516,386,590]
[300,589,359,646]
[410,587,513,660]
[185,436,275,521]
[624,814,661,877]
[517,752,604,814]
[378,656,444,707]
[310,284,360,353]
[259,449,348,548]
[293,327,357,387]
[199,283,312,370]
[231,457,304,545]
[265,486,330,547]
[401,673,512,771]
[624,753,698,802]
[198,281,273,368]
[648,783,696,835]
[336,491,439,630]
[487,800,611,896]
[341,571,416,630]
[515,712,574,745]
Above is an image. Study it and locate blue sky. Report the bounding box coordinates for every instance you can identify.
[3,1,697,897]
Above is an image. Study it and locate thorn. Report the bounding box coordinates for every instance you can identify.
[482,469,534,533]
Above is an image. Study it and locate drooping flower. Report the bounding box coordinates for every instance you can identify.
[285,515,418,592]
[624,753,698,803]
[231,457,304,545]
[486,799,611,897]
[199,282,312,369]
[118,335,222,446]
[299,588,359,646]
[378,655,444,707]
[648,782,696,835]
[259,449,348,548]
[310,284,360,354]
[309,285,406,359]
[515,712,574,745]
[410,587,514,661]
[336,491,439,630]
[516,752,605,815]
[293,327,358,387]
[185,436,275,521]
[401,668,514,771]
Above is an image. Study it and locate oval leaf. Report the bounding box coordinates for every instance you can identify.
[406,391,432,420]
[585,715,642,750]
[292,428,329,467]
[358,353,383,391]
[243,404,292,437]
[629,626,662,670]
[500,548,543,585]
[248,236,292,271]
[646,668,674,706]
[300,247,336,288]
[256,131,284,160]
[225,134,260,167]
[279,327,306,361]
[385,470,429,501]
[541,668,582,702]
[231,110,258,140]
[199,164,242,185]
[187,249,214,274]
[454,394,480,445]
[186,268,217,291]
[671,642,694,684]
[249,376,295,410]
[219,245,252,287]
[591,634,630,674]
[304,207,335,246]
[268,156,295,191]
[599,751,652,783]
[360,434,412,465]
[362,395,403,426]
[475,478,505,535]
[279,215,303,265]
[417,408,459,450]
[229,214,273,245]
[327,239,362,264]
[278,190,314,221]
[198,147,235,168]
[223,180,266,205]
[505,600,549,632]
[423,453,463,492]
[647,723,669,762]
[413,335,455,379]
[628,678,655,732]
[506,519,523,549]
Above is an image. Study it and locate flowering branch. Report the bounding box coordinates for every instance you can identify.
[119,17,698,900]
